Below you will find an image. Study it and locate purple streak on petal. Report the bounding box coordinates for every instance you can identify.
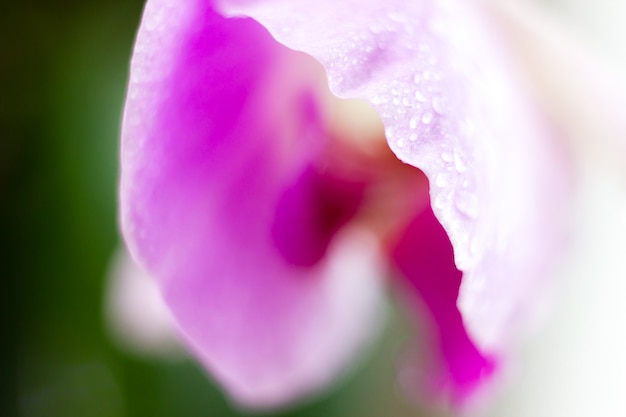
[120,0,384,407]
[392,204,495,403]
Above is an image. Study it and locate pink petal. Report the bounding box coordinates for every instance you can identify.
[391,203,495,404]
[120,0,385,407]
[217,0,571,358]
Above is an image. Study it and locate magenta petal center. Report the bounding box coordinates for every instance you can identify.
[272,164,365,267]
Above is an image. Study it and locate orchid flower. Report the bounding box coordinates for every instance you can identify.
[119,0,572,410]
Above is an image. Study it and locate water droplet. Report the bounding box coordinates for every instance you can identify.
[432,96,445,114]
[421,111,433,125]
[434,193,446,209]
[454,153,467,172]
[413,73,421,84]
[392,98,400,105]
[441,152,453,162]
[402,97,410,106]
[409,117,419,129]
[415,91,427,102]
[396,139,405,148]
[385,127,395,139]
[423,70,432,81]
[409,133,418,141]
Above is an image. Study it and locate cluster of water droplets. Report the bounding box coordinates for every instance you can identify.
[335,8,487,272]
[249,0,486,270]
[374,60,447,149]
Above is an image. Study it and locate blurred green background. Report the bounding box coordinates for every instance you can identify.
[3,1,424,416]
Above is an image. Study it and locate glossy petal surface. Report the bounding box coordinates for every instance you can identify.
[120,0,385,407]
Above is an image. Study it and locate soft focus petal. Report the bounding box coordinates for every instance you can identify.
[120,0,385,407]
[217,0,571,356]
[105,247,180,357]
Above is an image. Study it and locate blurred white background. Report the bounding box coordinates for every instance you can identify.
[490,0,626,415]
